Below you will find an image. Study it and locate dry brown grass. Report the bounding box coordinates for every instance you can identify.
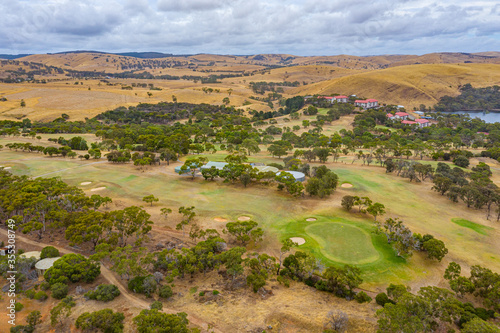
[292,63,500,110]
[2,52,500,120]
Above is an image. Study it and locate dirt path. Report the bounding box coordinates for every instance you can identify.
[0,228,223,333]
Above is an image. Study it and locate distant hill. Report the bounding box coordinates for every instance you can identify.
[0,54,32,60]
[2,50,499,115]
[291,63,500,110]
[115,52,174,58]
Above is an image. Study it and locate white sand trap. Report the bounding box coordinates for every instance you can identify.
[306,218,317,222]
[290,237,306,245]
[214,217,228,222]
[2,167,12,170]
[80,182,92,185]
[238,216,251,221]
[341,183,353,188]
[90,187,106,192]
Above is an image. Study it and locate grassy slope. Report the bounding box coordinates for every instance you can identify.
[292,63,500,110]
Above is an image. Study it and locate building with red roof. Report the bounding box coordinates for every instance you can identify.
[401,120,417,125]
[415,118,430,128]
[386,113,394,118]
[334,96,348,103]
[318,96,334,104]
[355,99,379,109]
[394,112,409,120]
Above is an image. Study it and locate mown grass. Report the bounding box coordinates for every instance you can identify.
[3,148,500,286]
[451,218,493,236]
[306,222,379,264]
[276,215,412,285]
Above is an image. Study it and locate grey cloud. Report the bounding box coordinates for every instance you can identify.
[0,0,498,56]
[157,0,230,12]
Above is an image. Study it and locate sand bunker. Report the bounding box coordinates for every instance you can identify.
[290,237,306,245]
[306,218,317,222]
[238,216,251,221]
[90,187,106,192]
[80,182,92,185]
[1,166,12,170]
[214,217,228,222]
[341,183,353,188]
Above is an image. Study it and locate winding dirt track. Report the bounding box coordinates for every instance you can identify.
[0,228,223,333]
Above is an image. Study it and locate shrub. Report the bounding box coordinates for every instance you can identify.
[150,301,163,310]
[199,291,205,297]
[51,282,69,299]
[128,275,156,297]
[40,282,50,291]
[76,309,125,333]
[159,285,173,299]
[453,155,470,168]
[375,292,394,307]
[354,291,372,303]
[277,276,290,287]
[85,284,121,302]
[128,276,147,294]
[44,254,100,285]
[14,302,24,312]
[40,246,60,259]
[212,290,219,295]
[25,289,36,299]
[34,291,48,301]
[314,280,331,292]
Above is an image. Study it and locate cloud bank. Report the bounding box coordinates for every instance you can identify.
[0,0,498,55]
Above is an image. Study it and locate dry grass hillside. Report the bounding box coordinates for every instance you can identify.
[292,63,500,109]
[15,51,500,72]
[1,51,499,120]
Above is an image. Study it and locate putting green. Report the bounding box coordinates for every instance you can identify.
[305,222,380,265]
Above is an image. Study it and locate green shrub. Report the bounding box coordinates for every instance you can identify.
[76,309,124,333]
[199,291,205,297]
[34,291,48,301]
[212,290,219,295]
[314,280,330,292]
[354,291,372,304]
[40,246,60,259]
[51,282,69,299]
[128,276,147,294]
[453,155,470,168]
[24,289,36,299]
[159,285,173,299]
[44,254,100,285]
[14,302,24,312]
[375,292,394,307]
[150,301,163,310]
[277,276,290,287]
[40,282,50,291]
[85,284,121,302]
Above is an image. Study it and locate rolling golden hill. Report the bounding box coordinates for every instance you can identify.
[291,63,500,110]
[1,52,500,120]
[15,51,500,73]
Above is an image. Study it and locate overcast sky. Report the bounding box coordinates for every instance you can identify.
[1,0,499,56]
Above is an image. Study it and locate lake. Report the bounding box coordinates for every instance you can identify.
[447,111,500,123]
